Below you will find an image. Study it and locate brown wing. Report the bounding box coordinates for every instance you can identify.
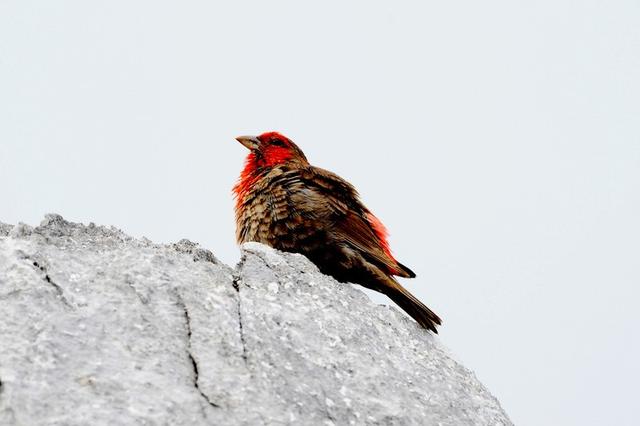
[290,166,411,278]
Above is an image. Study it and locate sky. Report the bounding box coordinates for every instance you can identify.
[1,1,639,425]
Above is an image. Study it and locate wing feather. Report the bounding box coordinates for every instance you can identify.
[289,166,410,277]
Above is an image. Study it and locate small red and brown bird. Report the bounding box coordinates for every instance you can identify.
[233,131,441,332]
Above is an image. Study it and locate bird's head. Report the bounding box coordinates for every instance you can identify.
[235,132,308,169]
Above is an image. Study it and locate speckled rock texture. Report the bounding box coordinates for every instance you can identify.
[0,215,512,426]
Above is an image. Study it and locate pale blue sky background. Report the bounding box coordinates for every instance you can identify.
[1,1,639,425]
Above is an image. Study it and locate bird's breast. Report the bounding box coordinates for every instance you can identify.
[234,171,324,253]
[235,174,293,246]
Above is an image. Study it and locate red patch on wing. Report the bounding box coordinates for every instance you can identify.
[366,212,400,274]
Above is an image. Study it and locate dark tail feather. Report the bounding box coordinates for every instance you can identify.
[385,280,441,333]
[396,261,416,278]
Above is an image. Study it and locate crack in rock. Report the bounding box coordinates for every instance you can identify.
[30,260,72,308]
[177,296,219,409]
[124,276,148,305]
[232,275,248,366]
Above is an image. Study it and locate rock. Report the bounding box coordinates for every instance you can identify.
[0,214,512,426]
[0,222,12,237]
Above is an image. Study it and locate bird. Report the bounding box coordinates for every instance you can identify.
[232,131,441,332]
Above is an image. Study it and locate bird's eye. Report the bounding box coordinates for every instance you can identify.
[271,139,286,147]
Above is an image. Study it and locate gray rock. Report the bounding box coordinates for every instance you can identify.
[0,222,12,237]
[0,214,512,426]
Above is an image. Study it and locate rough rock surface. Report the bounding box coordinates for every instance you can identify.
[0,215,512,426]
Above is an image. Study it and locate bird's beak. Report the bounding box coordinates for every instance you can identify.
[235,135,260,151]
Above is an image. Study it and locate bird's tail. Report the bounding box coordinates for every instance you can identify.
[384,279,442,333]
